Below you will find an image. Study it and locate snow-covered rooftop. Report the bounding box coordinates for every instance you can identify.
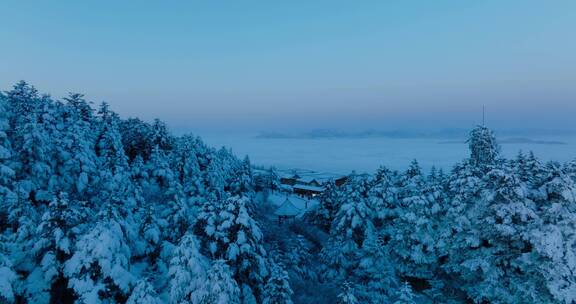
[279,173,299,179]
[297,177,319,184]
[293,184,325,192]
[274,198,301,216]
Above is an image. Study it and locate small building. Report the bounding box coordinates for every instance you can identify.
[297,177,322,187]
[274,197,301,225]
[293,184,324,198]
[335,176,348,187]
[280,173,301,186]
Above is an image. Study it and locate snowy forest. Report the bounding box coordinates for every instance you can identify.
[1,81,576,304]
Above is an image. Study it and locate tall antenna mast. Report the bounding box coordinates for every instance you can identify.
[482,105,486,126]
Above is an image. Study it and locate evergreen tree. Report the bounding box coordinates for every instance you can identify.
[119,117,153,161]
[308,180,341,231]
[448,167,541,303]
[0,238,17,304]
[201,148,235,201]
[55,101,98,199]
[467,125,500,169]
[63,206,135,303]
[369,166,399,222]
[147,145,176,191]
[203,260,241,304]
[96,118,128,176]
[517,151,547,200]
[0,94,16,228]
[337,282,358,304]
[0,82,277,304]
[96,102,118,126]
[64,93,94,125]
[173,135,204,199]
[354,235,397,303]
[127,280,162,304]
[22,193,89,303]
[263,262,293,304]
[138,205,162,257]
[277,236,317,281]
[228,155,253,196]
[195,196,269,302]
[321,175,375,281]
[150,118,174,152]
[5,81,39,132]
[394,282,416,304]
[528,162,576,303]
[168,233,209,304]
[130,155,149,188]
[389,160,441,279]
[13,95,53,203]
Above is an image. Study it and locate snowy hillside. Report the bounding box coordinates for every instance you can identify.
[2,82,576,303]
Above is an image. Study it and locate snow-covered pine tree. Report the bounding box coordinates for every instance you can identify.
[394,282,416,304]
[168,233,209,304]
[308,180,341,231]
[467,125,500,169]
[228,155,253,196]
[440,131,495,297]
[278,236,317,281]
[447,166,541,303]
[0,82,272,304]
[11,93,53,204]
[137,205,162,258]
[96,102,118,126]
[93,114,134,210]
[204,260,241,304]
[4,81,39,133]
[144,145,190,242]
[354,234,397,303]
[162,188,189,243]
[150,118,174,151]
[126,280,162,304]
[369,166,399,224]
[538,161,576,207]
[22,193,90,303]
[262,261,293,304]
[337,282,358,304]
[0,93,16,229]
[194,196,269,302]
[388,160,441,280]
[130,155,149,189]
[528,162,576,303]
[147,145,176,193]
[565,158,576,181]
[516,151,548,200]
[173,135,204,199]
[119,117,153,161]
[55,98,98,200]
[264,167,281,191]
[321,174,375,281]
[96,116,129,178]
[202,150,228,201]
[0,237,17,304]
[63,205,135,303]
[64,93,94,125]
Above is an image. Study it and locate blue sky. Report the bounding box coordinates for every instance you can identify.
[1,1,575,132]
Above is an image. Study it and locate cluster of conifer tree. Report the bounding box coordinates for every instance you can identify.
[0,82,292,304]
[2,81,575,304]
[309,125,576,303]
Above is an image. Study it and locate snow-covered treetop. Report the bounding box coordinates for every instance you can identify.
[467,125,500,168]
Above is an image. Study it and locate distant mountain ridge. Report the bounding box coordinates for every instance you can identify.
[439,137,567,145]
[256,128,576,140]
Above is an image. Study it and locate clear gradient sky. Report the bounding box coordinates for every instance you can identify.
[1,1,575,133]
